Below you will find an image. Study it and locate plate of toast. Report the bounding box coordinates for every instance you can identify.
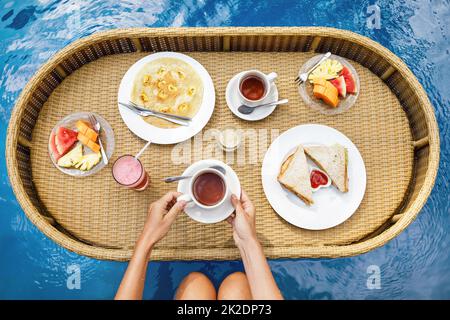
[261,124,366,230]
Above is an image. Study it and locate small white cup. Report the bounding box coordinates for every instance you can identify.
[237,70,277,107]
[177,168,229,210]
[216,127,242,152]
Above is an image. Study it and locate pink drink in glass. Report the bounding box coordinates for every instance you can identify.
[112,155,149,191]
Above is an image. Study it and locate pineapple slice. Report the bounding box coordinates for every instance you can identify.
[57,144,83,168]
[308,59,343,82]
[74,152,102,171]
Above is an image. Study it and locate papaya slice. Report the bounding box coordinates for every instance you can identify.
[77,120,99,152]
[85,128,98,142]
[76,120,90,135]
[312,78,328,87]
[78,132,100,152]
[87,140,101,153]
[313,83,326,98]
[77,132,90,146]
[313,80,339,108]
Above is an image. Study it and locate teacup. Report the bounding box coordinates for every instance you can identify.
[237,70,277,107]
[177,168,229,209]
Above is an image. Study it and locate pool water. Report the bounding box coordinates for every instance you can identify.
[0,0,449,299]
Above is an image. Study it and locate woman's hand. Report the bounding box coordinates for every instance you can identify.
[116,191,187,300]
[137,191,187,252]
[227,190,283,300]
[227,190,258,248]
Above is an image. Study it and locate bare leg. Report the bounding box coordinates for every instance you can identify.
[175,272,217,300]
[217,272,252,300]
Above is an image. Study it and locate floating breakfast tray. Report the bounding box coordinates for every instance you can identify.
[6,27,439,261]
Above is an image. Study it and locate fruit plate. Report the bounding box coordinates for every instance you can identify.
[48,112,115,177]
[298,54,360,115]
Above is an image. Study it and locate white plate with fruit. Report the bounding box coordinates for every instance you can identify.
[48,112,115,176]
[298,54,360,115]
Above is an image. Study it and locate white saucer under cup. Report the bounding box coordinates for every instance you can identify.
[226,71,279,121]
[177,159,241,224]
[261,124,367,230]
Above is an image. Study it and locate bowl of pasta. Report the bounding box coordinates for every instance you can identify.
[117,52,215,144]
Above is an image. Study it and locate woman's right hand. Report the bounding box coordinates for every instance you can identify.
[228,190,258,248]
[136,191,186,252]
[228,190,284,300]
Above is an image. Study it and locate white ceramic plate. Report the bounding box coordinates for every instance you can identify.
[225,71,279,121]
[177,159,241,224]
[261,124,366,230]
[117,52,215,144]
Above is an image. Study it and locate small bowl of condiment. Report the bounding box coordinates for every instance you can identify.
[217,127,242,152]
[310,168,331,192]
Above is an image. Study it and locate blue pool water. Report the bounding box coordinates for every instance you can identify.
[0,0,449,300]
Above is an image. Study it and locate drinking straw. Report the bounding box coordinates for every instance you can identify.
[135,140,152,159]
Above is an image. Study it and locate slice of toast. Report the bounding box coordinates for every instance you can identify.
[278,145,313,205]
[304,144,348,192]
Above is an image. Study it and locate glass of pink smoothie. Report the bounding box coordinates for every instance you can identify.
[112,155,149,191]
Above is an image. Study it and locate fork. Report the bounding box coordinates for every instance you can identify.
[88,114,108,165]
[128,101,192,121]
[295,52,331,85]
[119,101,191,127]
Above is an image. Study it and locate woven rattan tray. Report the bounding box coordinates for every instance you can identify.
[6,28,439,261]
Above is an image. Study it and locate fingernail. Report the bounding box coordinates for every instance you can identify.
[231,194,237,201]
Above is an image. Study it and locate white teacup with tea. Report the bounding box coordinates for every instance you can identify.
[177,167,229,210]
[237,70,277,107]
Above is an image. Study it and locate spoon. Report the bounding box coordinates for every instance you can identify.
[238,98,288,115]
[163,165,226,183]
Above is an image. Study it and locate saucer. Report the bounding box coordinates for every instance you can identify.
[225,72,279,121]
[177,159,241,223]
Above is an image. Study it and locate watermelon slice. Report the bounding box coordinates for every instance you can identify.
[54,127,78,157]
[341,67,357,94]
[49,132,62,161]
[330,76,347,98]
